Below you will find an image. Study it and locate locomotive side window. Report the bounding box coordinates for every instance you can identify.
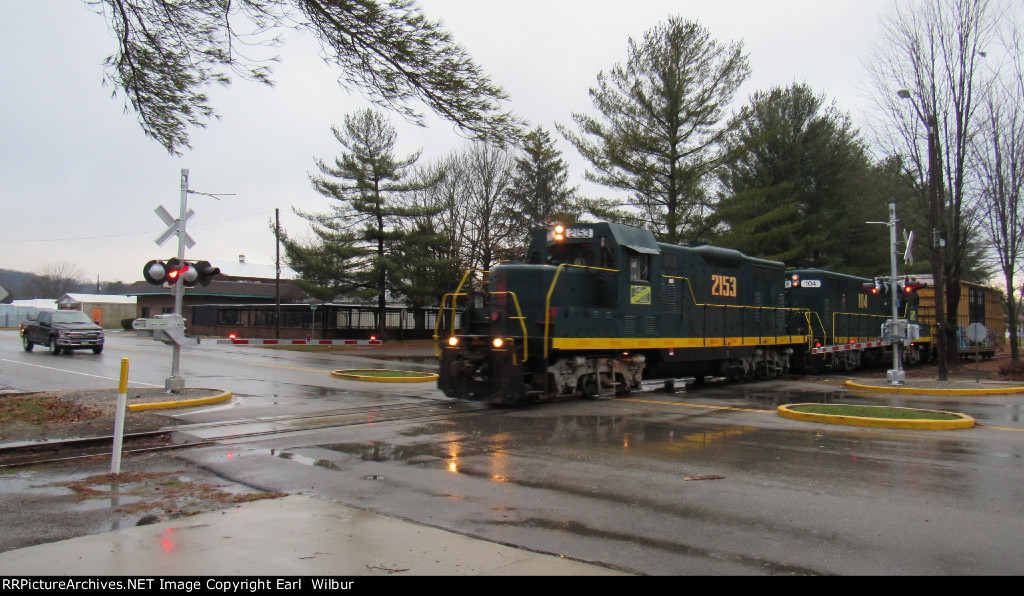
[630,255,650,281]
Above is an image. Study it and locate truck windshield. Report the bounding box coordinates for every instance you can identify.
[52,312,94,324]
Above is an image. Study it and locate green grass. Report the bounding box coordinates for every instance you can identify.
[787,404,961,420]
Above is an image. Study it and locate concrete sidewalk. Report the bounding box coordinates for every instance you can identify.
[0,495,628,576]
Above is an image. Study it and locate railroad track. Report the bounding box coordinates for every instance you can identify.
[0,399,490,469]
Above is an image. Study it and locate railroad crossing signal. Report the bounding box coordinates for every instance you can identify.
[143,258,218,286]
[154,205,196,248]
[143,258,185,285]
[184,261,220,287]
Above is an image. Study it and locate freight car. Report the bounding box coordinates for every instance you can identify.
[436,222,808,405]
[914,277,1004,359]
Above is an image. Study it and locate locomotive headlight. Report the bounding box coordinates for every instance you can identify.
[447,336,459,347]
[492,338,505,348]
[554,224,565,241]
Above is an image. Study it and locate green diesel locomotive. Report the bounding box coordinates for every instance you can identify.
[437,222,822,405]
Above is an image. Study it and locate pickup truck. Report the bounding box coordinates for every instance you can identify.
[20,310,105,355]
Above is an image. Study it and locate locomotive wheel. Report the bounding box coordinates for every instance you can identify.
[581,373,618,399]
[614,374,630,396]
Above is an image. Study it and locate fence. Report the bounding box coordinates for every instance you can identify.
[0,305,38,329]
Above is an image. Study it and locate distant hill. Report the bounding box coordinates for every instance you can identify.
[0,268,102,303]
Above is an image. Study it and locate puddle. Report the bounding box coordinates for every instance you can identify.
[270,449,342,470]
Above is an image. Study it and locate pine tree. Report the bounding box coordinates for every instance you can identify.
[558,17,749,243]
[505,126,581,247]
[715,84,889,274]
[86,0,520,154]
[282,108,441,335]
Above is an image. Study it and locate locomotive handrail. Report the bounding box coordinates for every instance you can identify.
[543,264,566,359]
[830,311,889,344]
[489,291,529,362]
[663,274,815,347]
[433,269,489,356]
[541,263,627,358]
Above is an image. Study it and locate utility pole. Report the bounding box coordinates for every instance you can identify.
[886,203,904,386]
[275,208,281,340]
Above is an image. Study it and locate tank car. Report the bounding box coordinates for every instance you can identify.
[436,222,804,405]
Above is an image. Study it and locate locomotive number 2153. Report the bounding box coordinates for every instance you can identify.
[711,275,738,297]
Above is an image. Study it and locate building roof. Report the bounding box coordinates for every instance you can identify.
[10,299,57,310]
[59,293,137,305]
[123,279,305,300]
[211,258,297,280]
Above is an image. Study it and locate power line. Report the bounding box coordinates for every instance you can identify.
[0,210,276,243]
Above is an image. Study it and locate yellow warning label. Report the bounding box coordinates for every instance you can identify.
[630,285,651,305]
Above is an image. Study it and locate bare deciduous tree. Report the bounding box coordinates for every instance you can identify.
[21,262,86,299]
[866,0,1004,373]
[974,26,1024,363]
[419,142,516,277]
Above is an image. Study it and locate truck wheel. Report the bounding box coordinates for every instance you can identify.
[22,335,33,352]
[48,338,62,356]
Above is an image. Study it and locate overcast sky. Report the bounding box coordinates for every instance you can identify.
[0,0,898,286]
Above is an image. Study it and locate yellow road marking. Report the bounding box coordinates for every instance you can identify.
[248,362,333,374]
[619,397,773,413]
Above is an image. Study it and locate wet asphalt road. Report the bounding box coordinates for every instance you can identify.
[3,330,1024,575]
[178,380,1024,575]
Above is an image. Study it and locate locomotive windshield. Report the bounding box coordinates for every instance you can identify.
[547,243,595,266]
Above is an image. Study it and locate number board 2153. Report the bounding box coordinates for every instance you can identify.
[711,275,737,297]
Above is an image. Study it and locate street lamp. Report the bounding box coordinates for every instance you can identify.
[897,88,949,381]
